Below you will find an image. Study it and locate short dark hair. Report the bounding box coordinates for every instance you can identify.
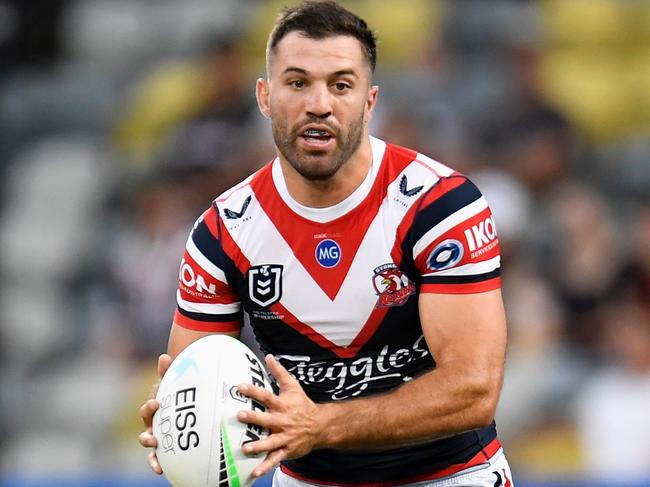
[266,1,377,73]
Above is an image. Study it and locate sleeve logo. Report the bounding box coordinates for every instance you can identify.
[464,216,498,257]
[427,239,464,270]
[179,258,219,299]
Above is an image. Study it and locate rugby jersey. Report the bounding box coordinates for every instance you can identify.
[174,136,501,483]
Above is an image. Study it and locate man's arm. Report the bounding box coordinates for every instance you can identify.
[317,289,506,447]
[238,289,507,476]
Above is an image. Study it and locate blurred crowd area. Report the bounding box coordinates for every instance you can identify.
[0,0,648,484]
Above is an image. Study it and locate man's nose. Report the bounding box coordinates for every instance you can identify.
[305,84,333,119]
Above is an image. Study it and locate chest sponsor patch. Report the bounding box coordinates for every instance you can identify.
[315,239,341,268]
[277,335,430,400]
[179,256,220,301]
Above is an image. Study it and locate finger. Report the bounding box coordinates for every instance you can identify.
[139,431,158,448]
[253,448,287,478]
[149,354,172,399]
[158,354,172,378]
[265,355,297,389]
[237,409,275,430]
[242,434,286,456]
[139,398,160,429]
[238,383,280,409]
[148,450,163,475]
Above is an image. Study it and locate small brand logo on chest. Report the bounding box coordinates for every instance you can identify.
[315,239,341,268]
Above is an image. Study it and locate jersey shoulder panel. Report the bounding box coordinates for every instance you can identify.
[397,161,501,294]
[382,143,459,208]
[174,205,243,332]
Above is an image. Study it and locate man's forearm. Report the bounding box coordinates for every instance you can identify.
[314,360,501,450]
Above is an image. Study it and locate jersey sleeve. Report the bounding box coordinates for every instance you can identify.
[174,206,243,332]
[411,176,501,294]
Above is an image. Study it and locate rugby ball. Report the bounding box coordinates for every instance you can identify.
[152,335,273,487]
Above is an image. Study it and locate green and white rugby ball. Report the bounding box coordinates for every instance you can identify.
[153,335,272,487]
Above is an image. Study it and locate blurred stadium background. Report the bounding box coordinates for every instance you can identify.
[0,0,648,486]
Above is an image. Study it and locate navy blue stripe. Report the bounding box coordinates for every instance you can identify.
[422,268,500,285]
[411,178,482,245]
[399,177,482,273]
[176,306,243,323]
[212,208,249,299]
[191,217,224,269]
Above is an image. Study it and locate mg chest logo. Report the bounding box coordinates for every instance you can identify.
[315,239,341,268]
[248,265,283,307]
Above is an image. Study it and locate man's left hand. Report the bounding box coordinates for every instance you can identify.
[237,354,324,477]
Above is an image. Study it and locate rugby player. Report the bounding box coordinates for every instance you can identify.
[139,2,514,485]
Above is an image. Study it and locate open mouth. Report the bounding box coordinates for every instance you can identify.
[300,127,335,146]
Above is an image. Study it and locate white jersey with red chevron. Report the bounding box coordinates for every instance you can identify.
[173,136,502,484]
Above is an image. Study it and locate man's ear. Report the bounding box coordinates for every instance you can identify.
[363,85,379,125]
[256,78,271,119]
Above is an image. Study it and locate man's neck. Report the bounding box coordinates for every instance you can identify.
[278,136,373,209]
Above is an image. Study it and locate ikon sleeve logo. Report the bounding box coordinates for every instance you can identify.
[464,216,498,252]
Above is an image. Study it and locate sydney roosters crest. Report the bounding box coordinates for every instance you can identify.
[372,264,415,308]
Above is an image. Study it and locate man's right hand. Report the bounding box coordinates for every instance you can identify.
[138,353,173,474]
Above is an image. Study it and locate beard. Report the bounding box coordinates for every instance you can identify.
[270,108,365,181]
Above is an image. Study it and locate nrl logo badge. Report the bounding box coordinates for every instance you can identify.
[248,264,283,307]
[372,263,415,308]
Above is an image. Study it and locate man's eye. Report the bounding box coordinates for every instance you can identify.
[334,82,350,91]
[291,80,305,88]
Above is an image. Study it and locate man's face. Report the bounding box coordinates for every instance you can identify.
[257,32,377,181]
